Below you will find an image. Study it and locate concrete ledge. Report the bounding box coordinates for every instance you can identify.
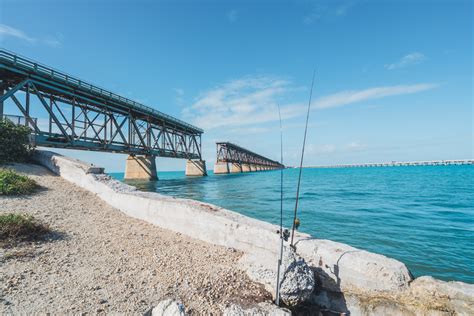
[297,239,412,293]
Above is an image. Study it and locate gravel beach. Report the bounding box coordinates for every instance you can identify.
[0,163,271,314]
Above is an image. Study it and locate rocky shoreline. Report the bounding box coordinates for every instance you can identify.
[2,150,473,315]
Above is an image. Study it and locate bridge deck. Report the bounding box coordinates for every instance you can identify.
[0,49,203,159]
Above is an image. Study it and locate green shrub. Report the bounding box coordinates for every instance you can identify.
[0,169,38,195]
[0,119,33,164]
[0,213,50,244]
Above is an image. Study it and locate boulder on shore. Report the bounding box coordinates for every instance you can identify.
[278,246,315,306]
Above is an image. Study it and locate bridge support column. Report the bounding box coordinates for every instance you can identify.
[214,162,229,174]
[124,155,158,180]
[242,164,251,172]
[230,163,242,173]
[186,160,207,176]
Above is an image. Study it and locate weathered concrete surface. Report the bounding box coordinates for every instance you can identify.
[185,160,207,176]
[124,155,157,180]
[32,150,474,315]
[408,276,474,315]
[311,276,474,315]
[151,299,185,316]
[214,162,229,174]
[231,163,242,173]
[224,302,291,316]
[296,239,412,293]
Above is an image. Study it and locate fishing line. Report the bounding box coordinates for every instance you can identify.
[290,70,316,247]
[275,103,284,306]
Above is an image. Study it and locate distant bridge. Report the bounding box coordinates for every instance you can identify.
[0,49,206,179]
[214,142,284,174]
[307,159,474,168]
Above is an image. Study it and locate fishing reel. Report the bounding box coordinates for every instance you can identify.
[294,217,301,230]
[282,229,290,241]
[277,228,291,241]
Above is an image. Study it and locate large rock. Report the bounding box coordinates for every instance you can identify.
[278,247,315,306]
[224,302,291,316]
[151,299,186,316]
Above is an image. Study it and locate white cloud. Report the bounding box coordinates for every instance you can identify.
[174,88,185,106]
[0,24,61,47]
[303,2,326,24]
[335,2,354,16]
[345,141,367,151]
[227,10,238,23]
[313,144,337,154]
[306,141,367,157]
[0,24,36,43]
[303,1,355,24]
[184,75,439,130]
[228,126,270,135]
[183,76,306,130]
[385,52,426,70]
[313,83,438,109]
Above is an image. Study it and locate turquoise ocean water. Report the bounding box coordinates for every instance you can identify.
[110,165,474,283]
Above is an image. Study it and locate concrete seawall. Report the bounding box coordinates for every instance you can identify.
[32,150,474,315]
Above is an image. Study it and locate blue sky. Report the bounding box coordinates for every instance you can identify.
[1,0,472,171]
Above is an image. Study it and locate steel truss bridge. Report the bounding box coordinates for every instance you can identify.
[216,142,284,168]
[0,49,203,160]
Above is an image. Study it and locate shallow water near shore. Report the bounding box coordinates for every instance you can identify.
[110,165,474,283]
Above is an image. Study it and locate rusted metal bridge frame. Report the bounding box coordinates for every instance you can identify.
[216,142,284,168]
[0,49,203,160]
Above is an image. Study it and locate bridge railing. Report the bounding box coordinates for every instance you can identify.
[0,49,203,133]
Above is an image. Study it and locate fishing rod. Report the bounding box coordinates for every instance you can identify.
[290,70,316,247]
[275,103,284,306]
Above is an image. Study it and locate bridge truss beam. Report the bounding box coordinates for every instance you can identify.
[0,50,203,160]
[216,142,283,168]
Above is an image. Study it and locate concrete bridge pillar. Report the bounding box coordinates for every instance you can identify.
[124,155,158,180]
[242,164,251,172]
[186,160,207,176]
[214,162,229,174]
[230,163,242,173]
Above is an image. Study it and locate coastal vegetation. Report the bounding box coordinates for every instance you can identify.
[0,119,33,164]
[0,213,50,246]
[0,169,38,195]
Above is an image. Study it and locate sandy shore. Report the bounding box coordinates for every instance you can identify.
[0,163,270,314]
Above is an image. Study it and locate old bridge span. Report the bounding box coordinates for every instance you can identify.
[0,50,283,180]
